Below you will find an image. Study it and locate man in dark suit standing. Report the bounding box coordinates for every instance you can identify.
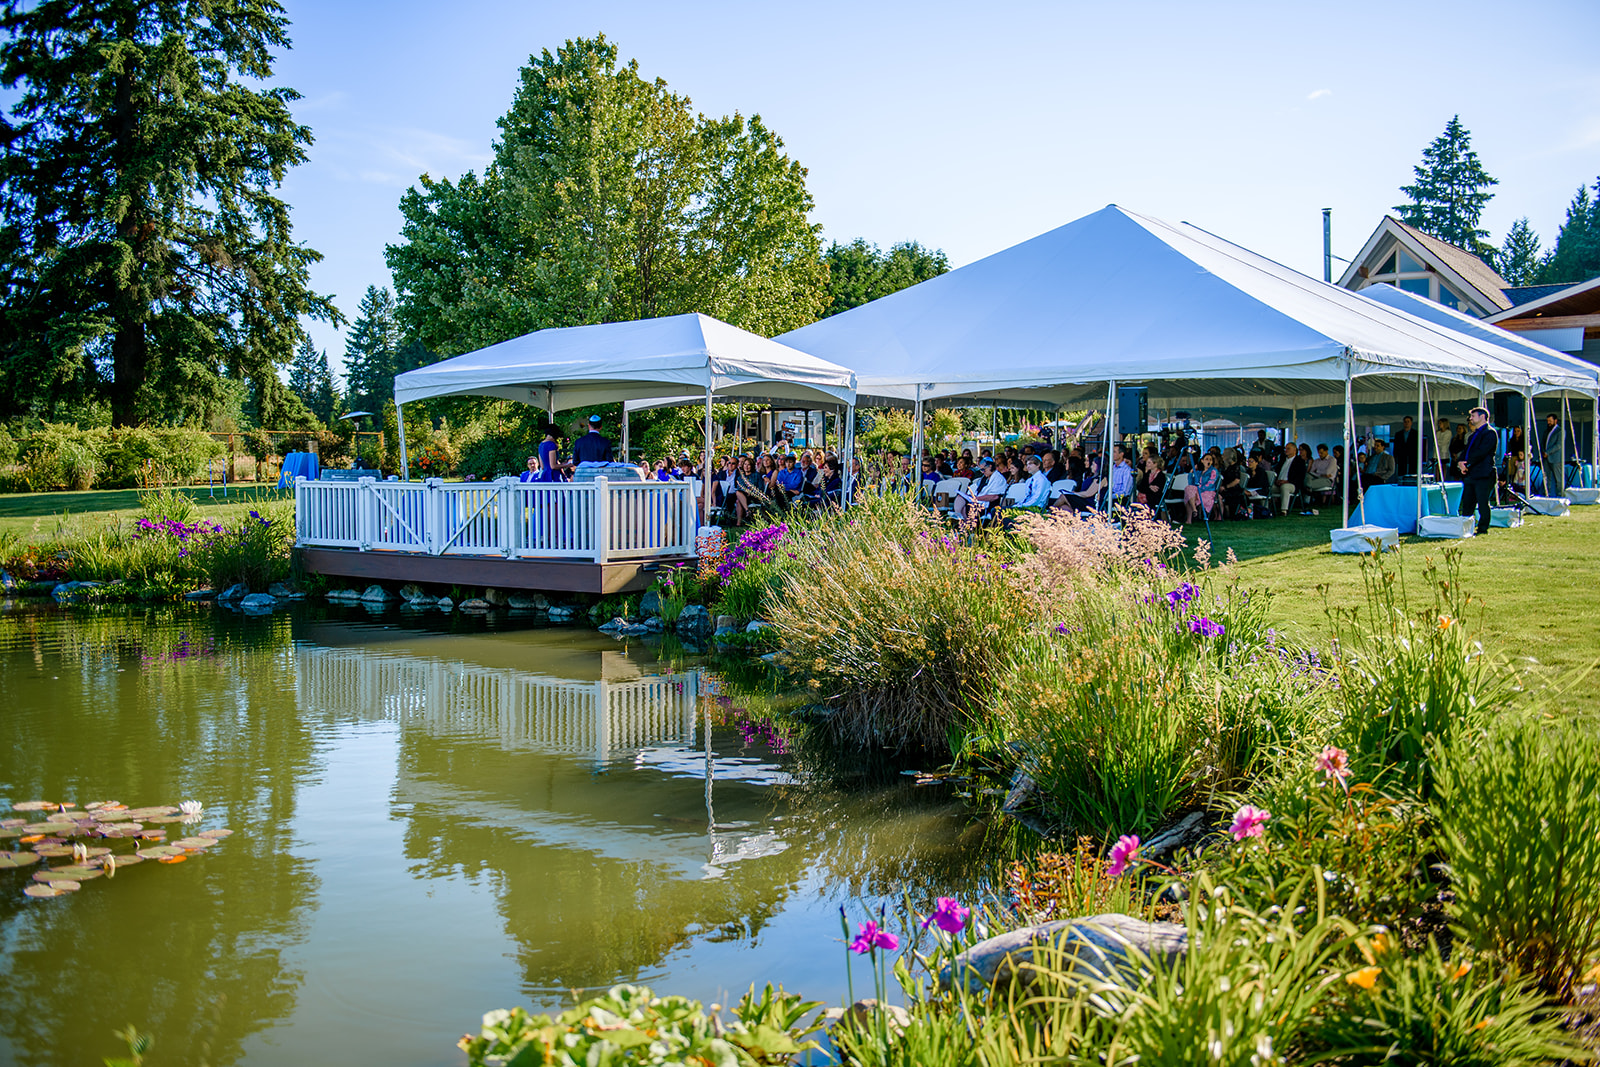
[1392,416,1418,481]
[571,414,614,464]
[1456,406,1497,535]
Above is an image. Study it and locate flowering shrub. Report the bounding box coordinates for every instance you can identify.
[716,522,789,581]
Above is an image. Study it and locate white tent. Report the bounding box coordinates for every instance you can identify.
[391,312,858,510]
[776,204,1600,526]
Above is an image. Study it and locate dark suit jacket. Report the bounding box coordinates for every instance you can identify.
[1461,425,1497,481]
[1392,429,1418,473]
[572,431,614,463]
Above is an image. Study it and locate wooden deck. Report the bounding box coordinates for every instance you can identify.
[294,475,701,594]
[298,546,690,594]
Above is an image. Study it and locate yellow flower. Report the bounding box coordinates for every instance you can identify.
[1452,960,1472,980]
[1345,967,1382,990]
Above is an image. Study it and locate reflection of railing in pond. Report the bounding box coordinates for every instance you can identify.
[293,648,700,762]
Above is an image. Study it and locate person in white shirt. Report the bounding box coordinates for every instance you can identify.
[1109,445,1136,501]
[954,459,1007,520]
[1014,456,1051,509]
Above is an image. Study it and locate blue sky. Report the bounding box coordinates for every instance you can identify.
[274,0,1600,375]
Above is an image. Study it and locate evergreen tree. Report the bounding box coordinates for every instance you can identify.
[0,0,338,425]
[1538,178,1600,285]
[287,336,338,424]
[1396,116,1498,256]
[342,286,403,412]
[1495,218,1544,287]
[387,35,827,357]
[821,239,949,317]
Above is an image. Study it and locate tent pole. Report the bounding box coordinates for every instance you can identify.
[737,403,744,454]
[1290,397,1298,450]
[1341,359,1352,530]
[844,403,856,507]
[912,386,924,469]
[1524,383,1534,499]
[1105,379,1117,511]
[1593,390,1599,489]
[622,407,630,464]
[702,387,714,521]
[395,397,409,481]
[1415,376,1424,529]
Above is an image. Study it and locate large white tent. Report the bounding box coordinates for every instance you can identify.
[391,312,858,510]
[777,204,1599,526]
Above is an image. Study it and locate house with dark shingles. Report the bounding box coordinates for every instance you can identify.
[1339,216,1600,367]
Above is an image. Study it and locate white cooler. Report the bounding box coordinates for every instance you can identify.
[1490,507,1523,528]
[1331,525,1400,554]
[1418,515,1476,539]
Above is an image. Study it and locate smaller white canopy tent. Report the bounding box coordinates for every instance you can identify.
[391,313,857,512]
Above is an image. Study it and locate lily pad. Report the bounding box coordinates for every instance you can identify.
[23,883,68,897]
[31,846,74,858]
[174,837,216,850]
[0,826,20,839]
[102,853,143,868]
[198,828,234,839]
[125,806,179,818]
[142,815,186,825]
[12,801,56,812]
[93,810,136,822]
[138,830,166,841]
[0,818,27,828]
[136,846,183,859]
[0,851,40,868]
[45,865,103,881]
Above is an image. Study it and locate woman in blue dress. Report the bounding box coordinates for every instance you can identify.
[538,425,567,482]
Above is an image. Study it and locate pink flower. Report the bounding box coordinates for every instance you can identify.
[1107,834,1140,877]
[1229,805,1271,841]
[921,897,970,934]
[1315,745,1351,785]
[849,920,899,954]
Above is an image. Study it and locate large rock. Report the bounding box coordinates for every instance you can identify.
[676,605,712,641]
[52,580,103,600]
[483,588,511,607]
[435,597,454,612]
[217,582,250,603]
[507,593,547,611]
[746,620,776,634]
[715,614,737,632]
[458,598,491,612]
[360,584,396,603]
[266,581,304,600]
[399,583,432,604]
[184,588,217,601]
[942,914,1188,995]
[639,590,660,618]
[239,593,278,614]
[325,587,363,602]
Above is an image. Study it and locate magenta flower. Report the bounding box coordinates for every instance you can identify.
[1315,745,1351,785]
[921,897,970,934]
[1107,834,1140,877]
[1229,804,1271,841]
[849,920,900,954]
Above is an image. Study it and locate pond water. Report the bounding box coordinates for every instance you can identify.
[0,603,1007,1066]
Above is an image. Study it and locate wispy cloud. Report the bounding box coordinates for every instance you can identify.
[314,125,492,188]
[1562,116,1600,152]
[1306,88,1332,101]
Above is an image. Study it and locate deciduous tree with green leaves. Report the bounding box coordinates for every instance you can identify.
[0,0,338,426]
[1395,116,1498,256]
[387,35,827,361]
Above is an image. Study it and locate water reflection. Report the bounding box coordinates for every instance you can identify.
[0,603,1005,1067]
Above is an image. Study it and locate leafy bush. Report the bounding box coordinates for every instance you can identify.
[191,505,293,591]
[1435,713,1600,998]
[1307,939,1576,1066]
[458,983,818,1067]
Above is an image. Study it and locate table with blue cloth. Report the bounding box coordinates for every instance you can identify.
[277,451,320,488]
[1356,482,1462,534]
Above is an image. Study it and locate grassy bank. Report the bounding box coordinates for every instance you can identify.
[0,485,289,544]
[1193,506,1600,711]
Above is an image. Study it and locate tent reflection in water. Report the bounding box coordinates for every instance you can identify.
[393,312,859,517]
[777,204,1599,540]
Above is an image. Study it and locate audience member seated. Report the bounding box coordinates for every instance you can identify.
[1109,445,1136,504]
[1305,443,1336,500]
[1185,452,1222,523]
[1135,453,1167,508]
[774,454,805,506]
[1279,443,1310,513]
[732,456,771,524]
[1244,454,1272,517]
[954,459,1007,521]
[1361,439,1395,489]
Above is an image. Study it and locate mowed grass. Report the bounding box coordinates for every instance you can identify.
[1187,505,1600,713]
[0,485,291,543]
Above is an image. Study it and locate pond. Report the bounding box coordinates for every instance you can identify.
[0,602,1011,1066]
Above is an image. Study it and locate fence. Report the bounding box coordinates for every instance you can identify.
[295,476,698,563]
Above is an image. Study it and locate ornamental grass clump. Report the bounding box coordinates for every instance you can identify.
[1434,713,1600,1000]
[764,492,1022,752]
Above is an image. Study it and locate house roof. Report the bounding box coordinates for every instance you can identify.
[1488,274,1600,324]
[1337,216,1512,314]
[1387,219,1513,312]
[1503,283,1577,307]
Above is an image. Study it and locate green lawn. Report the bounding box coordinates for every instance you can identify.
[0,484,291,542]
[1190,506,1600,712]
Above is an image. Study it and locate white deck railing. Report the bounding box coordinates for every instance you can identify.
[295,476,698,563]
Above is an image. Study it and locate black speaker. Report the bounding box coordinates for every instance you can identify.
[1492,391,1524,429]
[1117,387,1148,433]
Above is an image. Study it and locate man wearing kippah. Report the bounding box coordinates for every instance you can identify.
[572,414,614,463]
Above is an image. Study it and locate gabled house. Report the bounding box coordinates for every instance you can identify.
[1339,216,1600,364]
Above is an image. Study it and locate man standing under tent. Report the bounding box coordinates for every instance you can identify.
[1457,407,1497,535]
[1393,416,1418,481]
[572,414,615,463]
[1542,413,1569,496]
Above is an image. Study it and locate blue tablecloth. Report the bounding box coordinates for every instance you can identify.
[278,451,320,488]
[1357,482,1462,534]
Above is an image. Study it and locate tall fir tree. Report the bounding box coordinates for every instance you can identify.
[342,286,403,413]
[287,335,337,424]
[1495,218,1544,287]
[387,35,827,358]
[1395,116,1498,257]
[0,0,338,425]
[1538,178,1600,285]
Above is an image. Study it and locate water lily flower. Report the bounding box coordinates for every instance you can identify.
[1229,804,1271,841]
[849,920,899,954]
[1107,834,1140,877]
[1315,745,1351,785]
[921,897,970,934]
[178,800,203,822]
